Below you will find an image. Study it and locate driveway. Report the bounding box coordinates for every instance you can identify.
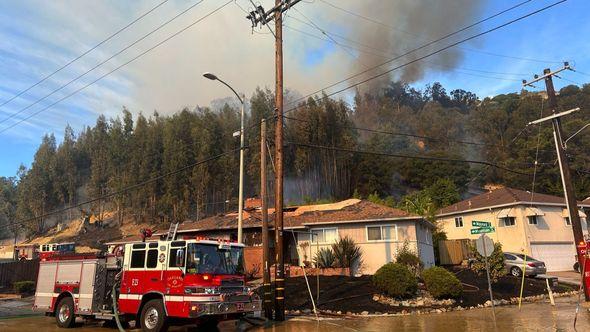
[544,271,582,287]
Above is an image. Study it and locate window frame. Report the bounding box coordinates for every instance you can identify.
[145,249,159,269]
[501,216,516,227]
[366,224,399,242]
[130,249,147,269]
[309,227,339,244]
[454,217,464,228]
[528,215,538,225]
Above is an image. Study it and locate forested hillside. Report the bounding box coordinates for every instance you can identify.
[1,81,590,238]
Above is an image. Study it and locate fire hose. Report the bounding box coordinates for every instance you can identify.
[112,271,126,332]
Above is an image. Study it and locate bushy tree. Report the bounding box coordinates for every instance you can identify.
[469,242,506,282]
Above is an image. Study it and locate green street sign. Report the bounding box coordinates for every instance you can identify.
[471,227,495,234]
[472,220,491,228]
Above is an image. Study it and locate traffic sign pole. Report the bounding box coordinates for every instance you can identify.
[482,234,496,322]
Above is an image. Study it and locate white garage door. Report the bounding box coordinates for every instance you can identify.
[530,242,576,272]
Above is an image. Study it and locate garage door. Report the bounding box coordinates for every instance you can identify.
[530,242,576,272]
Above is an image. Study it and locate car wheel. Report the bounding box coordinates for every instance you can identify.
[140,299,168,332]
[510,266,522,277]
[55,296,76,328]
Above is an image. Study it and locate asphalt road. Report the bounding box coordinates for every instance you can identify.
[0,295,588,331]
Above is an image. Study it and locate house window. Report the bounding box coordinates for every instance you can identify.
[501,217,516,227]
[454,217,464,228]
[565,217,572,226]
[311,228,338,244]
[366,225,398,242]
[528,216,538,225]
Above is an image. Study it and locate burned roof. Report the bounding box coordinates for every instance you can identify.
[438,187,590,216]
[169,199,421,234]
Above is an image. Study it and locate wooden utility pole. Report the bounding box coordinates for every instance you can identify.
[245,0,303,320]
[525,64,588,301]
[260,119,272,318]
[273,0,286,320]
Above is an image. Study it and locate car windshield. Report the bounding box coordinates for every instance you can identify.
[514,254,540,261]
[185,243,244,275]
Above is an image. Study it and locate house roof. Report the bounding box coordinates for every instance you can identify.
[438,187,590,216]
[160,199,423,234]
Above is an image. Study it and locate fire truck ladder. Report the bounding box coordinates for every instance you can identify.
[166,222,179,241]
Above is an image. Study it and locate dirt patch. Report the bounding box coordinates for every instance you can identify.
[279,268,575,314]
[449,266,573,307]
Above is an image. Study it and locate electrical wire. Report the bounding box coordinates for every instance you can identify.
[0,0,170,110]
[0,144,245,231]
[284,22,522,83]
[0,0,233,134]
[317,0,564,65]
[282,115,500,148]
[0,0,205,127]
[284,140,531,176]
[279,0,568,116]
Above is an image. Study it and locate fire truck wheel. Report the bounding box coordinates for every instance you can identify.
[140,299,168,332]
[55,297,75,328]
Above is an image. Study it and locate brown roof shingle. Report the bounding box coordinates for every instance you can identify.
[438,187,589,215]
[171,199,419,233]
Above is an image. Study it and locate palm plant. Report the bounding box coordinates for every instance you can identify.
[332,236,362,269]
[313,247,335,268]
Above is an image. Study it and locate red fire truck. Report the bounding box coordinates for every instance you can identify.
[33,237,261,331]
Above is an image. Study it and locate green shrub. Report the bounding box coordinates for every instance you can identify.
[396,241,423,276]
[469,242,506,282]
[314,247,335,268]
[372,263,418,298]
[331,236,362,268]
[422,266,463,299]
[14,280,35,294]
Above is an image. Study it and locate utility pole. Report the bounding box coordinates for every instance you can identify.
[260,119,273,318]
[524,63,589,301]
[245,0,302,321]
[273,0,286,321]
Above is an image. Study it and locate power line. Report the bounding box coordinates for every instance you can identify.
[282,115,500,148]
[0,0,170,110]
[284,22,522,83]
[287,14,529,78]
[0,144,244,231]
[0,0,204,127]
[280,0,567,117]
[0,0,233,134]
[317,0,564,65]
[285,141,531,176]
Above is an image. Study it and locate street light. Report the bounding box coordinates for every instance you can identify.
[203,72,245,244]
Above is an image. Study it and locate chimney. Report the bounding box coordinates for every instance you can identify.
[468,200,472,208]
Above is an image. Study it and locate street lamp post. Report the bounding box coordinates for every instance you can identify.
[203,72,245,244]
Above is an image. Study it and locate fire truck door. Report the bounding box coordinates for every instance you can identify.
[144,243,164,292]
[123,243,149,295]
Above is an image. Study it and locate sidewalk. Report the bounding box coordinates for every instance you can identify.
[542,271,582,287]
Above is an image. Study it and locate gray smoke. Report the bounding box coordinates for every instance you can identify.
[337,0,488,90]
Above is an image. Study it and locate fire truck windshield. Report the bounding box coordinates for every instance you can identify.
[185,243,244,275]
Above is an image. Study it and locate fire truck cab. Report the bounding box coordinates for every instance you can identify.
[33,238,261,331]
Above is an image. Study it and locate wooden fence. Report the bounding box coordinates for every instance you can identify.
[438,239,473,265]
[0,259,39,289]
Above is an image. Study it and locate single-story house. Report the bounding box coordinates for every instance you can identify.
[437,186,590,272]
[156,199,435,274]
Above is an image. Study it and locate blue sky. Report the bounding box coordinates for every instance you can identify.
[0,0,589,177]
